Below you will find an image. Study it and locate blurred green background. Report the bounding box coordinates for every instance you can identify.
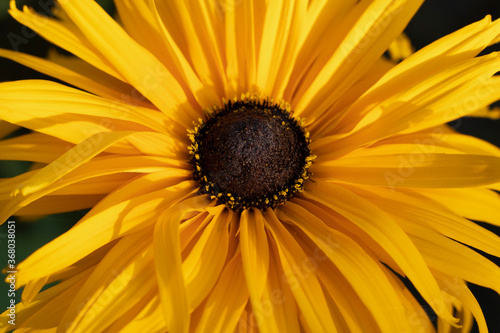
[0,0,499,332]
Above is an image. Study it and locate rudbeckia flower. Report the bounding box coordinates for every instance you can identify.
[1,0,500,332]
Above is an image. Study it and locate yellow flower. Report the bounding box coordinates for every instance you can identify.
[1,0,500,332]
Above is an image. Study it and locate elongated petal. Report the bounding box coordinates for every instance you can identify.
[12,194,103,216]
[277,0,356,100]
[240,209,272,332]
[290,224,378,332]
[263,243,301,333]
[224,0,252,95]
[50,174,137,196]
[277,198,456,329]
[433,271,488,333]
[21,276,48,305]
[154,196,212,333]
[16,180,197,286]
[370,129,500,157]
[154,210,189,333]
[416,187,500,227]
[195,253,249,333]
[256,0,304,96]
[314,153,500,188]
[295,0,423,119]
[337,16,500,132]
[264,210,338,332]
[58,0,196,127]
[324,57,500,156]
[108,295,167,333]
[0,133,71,163]
[9,1,124,80]
[0,131,135,222]
[300,181,456,323]
[4,155,188,222]
[62,232,156,333]
[183,208,230,310]
[1,269,89,330]
[153,0,227,99]
[114,0,170,64]
[402,219,500,295]
[0,80,173,137]
[0,48,136,101]
[350,185,500,257]
[7,269,91,332]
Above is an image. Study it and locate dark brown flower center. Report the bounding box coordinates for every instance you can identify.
[188,97,313,212]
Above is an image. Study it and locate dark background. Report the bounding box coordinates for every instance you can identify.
[0,0,499,332]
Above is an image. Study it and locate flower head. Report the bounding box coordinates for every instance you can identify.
[1,0,500,332]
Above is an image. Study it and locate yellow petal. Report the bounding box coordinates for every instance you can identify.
[338,15,500,132]
[9,1,124,80]
[308,57,395,139]
[21,276,48,305]
[125,132,188,158]
[396,213,500,294]
[153,0,227,99]
[279,195,456,329]
[0,48,137,101]
[13,195,104,217]
[107,295,167,333]
[371,129,500,157]
[33,241,117,292]
[0,133,70,163]
[154,196,211,333]
[316,142,463,162]
[50,173,137,196]
[262,243,301,333]
[314,153,500,188]
[295,0,423,120]
[195,253,249,333]
[470,106,500,119]
[240,209,272,332]
[291,224,378,332]
[224,0,247,94]
[301,181,456,324]
[57,0,196,127]
[418,187,500,227]
[4,154,188,222]
[0,80,173,138]
[256,0,305,96]
[16,180,197,286]
[61,232,155,333]
[183,208,230,310]
[433,271,488,333]
[278,0,356,100]
[0,170,131,202]
[114,0,170,64]
[0,131,135,221]
[264,209,338,332]
[323,59,500,157]
[148,0,219,108]
[352,186,500,257]
[6,269,92,332]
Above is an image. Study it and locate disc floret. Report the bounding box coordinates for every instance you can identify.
[188,94,315,212]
